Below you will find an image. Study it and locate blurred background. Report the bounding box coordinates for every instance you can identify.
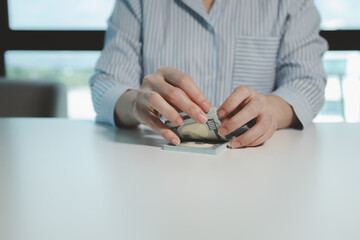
[1,0,360,122]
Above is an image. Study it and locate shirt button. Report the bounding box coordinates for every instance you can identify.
[206,75,213,81]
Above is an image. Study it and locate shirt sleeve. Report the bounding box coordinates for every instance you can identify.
[272,0,328,129]
[90,0,143,127]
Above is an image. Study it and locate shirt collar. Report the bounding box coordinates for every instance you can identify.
[179,0,223,27]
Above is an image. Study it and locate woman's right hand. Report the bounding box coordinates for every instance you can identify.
[115,66,213,145]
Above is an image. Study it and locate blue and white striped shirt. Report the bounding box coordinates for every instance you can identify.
[90,0,328,128]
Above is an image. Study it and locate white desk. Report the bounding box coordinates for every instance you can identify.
[0,118,359,240]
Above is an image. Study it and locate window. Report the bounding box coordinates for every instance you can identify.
[5,51,99,119]
[315,51,360,123]
[1,0,108,120]
[313,0,360,122]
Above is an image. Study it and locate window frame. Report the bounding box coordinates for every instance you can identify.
[1,0,360,76]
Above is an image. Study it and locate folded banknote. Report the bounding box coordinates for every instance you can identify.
[165,107,248,142]
[162,142,227,155]
[163,107,248,154]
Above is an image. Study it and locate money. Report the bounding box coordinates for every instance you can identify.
[165,107,248,142]
[162,142,227,155]
[163,107,248,155]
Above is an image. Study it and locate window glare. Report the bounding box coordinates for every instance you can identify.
[7,0,360,30]
[8,0,115,30]
[315,0,360,30]
[315,51,360,123]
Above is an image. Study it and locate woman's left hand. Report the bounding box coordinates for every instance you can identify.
[217,86,297,148]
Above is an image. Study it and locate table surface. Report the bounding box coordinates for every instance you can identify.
[0,118,359,240]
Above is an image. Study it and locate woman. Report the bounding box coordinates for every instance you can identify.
[90,0,327,148]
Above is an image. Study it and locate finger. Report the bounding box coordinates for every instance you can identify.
[247,126,276,147]
[169,103,182,113]
[158,66,213,112]
[147,92,184,126]
[218,97,264,136]
[155,81,208,124]
[217,86,252,119]
[230,114,273,148]
[145,113,181,146]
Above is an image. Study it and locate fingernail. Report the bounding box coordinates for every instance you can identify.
[232,141,241,149]
[171,138,180,146]
[175,117,183,126]
[201,101,210,112]
[218,110,226,119]
[219,127,228,136]
[197,113,208,124]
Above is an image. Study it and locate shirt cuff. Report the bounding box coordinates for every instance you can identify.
[96,84,131,127]
[271,87,313,129]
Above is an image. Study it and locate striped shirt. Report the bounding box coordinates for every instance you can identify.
[90,0,328,128]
